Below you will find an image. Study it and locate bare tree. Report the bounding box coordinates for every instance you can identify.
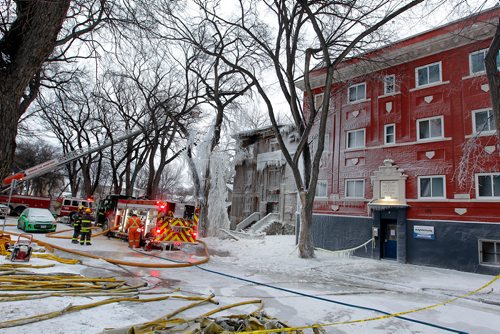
[13,140,65,197]
[485,19,500,141]
[0,0,112,180]
[185,0,428,257]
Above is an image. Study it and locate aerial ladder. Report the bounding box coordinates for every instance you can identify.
[1,128,144,192]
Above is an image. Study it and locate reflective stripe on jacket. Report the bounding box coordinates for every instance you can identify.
[127,216,142,230]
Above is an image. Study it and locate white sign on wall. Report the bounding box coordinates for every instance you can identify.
[413,225,435,240]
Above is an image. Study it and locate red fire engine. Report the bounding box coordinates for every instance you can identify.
[0,128,142,216]
[0,194,51,216]
[107,198,198,249]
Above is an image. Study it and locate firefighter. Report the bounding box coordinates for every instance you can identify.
[96,207,106,228]
[126,213,143,248]
[79,208,95,246]
[71,206,84,244]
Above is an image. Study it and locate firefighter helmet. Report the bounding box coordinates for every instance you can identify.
[78,205,85,212]
[85,208,92,214]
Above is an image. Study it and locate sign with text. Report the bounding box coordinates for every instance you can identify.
[380,180,399,199]
[413,225,435,240]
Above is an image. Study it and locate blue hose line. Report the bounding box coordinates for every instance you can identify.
[134,248,467,334]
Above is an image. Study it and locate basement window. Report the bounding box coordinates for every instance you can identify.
[479,240,500,266]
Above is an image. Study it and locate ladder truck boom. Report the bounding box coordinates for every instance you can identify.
[2,128,143,189]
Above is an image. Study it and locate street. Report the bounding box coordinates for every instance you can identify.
[1,217,499,334]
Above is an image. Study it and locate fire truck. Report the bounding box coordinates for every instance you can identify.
[53,196,94,223]
[0,194,51,216]
[107,198,198,249]
[0,128,143,215]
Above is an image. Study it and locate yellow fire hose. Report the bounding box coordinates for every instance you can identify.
[2,230,210,268]
[0,293,214,329]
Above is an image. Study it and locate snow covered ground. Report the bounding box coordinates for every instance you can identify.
[1,218,499,334]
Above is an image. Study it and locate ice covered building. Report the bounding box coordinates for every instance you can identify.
[230,125,298,234]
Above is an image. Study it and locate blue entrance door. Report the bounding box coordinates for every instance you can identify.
[383,223,397,260]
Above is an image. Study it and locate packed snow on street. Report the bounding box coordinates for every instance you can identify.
[1,218,499,334]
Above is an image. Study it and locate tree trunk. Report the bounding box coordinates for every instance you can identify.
[0,95,20,179]
[298,191,315,258]
[0,0,71,180]
[485,19,500,143]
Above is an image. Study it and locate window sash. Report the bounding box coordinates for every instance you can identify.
[416,62,441,87]
[480,241,500,265]
[314,93,324,112]
[418,117,443,140]
[384,124,395,144]
[315,181,328,198]
[477,174,500,198]
[347,129,365,148]
[384,75,395,94]
[419,176,445,198]
[348,83,366,102]
[346,180,364,198]
[470,49,500,74]
[473,109,495,133]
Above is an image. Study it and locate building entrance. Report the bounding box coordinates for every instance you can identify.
[381,219,397,260]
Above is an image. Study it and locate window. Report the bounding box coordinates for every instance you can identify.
[345,179,364,198]
[476,173,500,198]
[384,75,395,94]
[315,180,328,198]
[470,49,500,75]
[244,197,252,212]
[479,240,500,266]
[418,176,445,199]
[269,138,280,151]
[314,93,324,112]
[64,200,71,205]
[245,169,253,186]
[417,116,443,141]
[473,108,496,134]
[384,124,395,145]
[416,62,442,87]
[346,129,365,149]
[348,82,366,103]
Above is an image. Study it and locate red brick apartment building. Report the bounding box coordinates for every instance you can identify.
[305,7,500,274]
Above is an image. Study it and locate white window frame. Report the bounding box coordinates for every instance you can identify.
[417,115,444,141]
[345,179,365,199]
[346,128,366,149]
[475,172,500,199]
[314,93,324,112]
[479,239,500,266]
[315,180,328,198]
[348,82,366,103]
[415,61,442,87]
[469,49,500,75]
[418,175,446,199]
[469,49,488,75]
[472,108,496,135]
[384,123,396,145]
[384,75,395,95]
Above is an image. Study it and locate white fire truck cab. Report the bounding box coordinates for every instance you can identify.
[53,197,94,223]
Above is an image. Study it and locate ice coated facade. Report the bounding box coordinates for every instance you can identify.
[302,7,500,274]
[230,125,298,234]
